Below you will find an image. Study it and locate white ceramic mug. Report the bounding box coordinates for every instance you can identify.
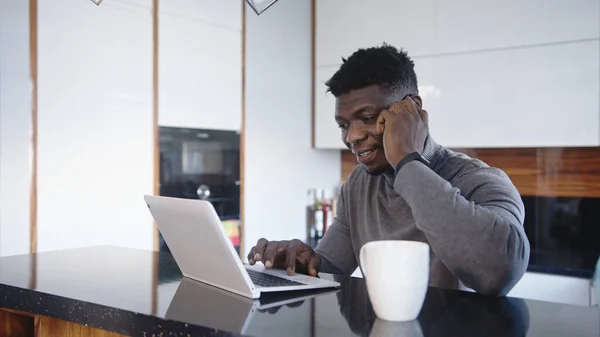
[359,240,430,322]
[369,318,424,337]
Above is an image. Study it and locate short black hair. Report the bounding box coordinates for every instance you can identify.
[324,43,418,98]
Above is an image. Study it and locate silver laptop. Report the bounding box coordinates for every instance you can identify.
[144,195,340,299]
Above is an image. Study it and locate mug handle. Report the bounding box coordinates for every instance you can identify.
[359,244,368,278]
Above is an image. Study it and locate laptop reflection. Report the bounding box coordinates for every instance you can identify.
[165,277,338,335]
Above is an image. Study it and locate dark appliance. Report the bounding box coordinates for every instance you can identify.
[158,126,241,254]
[522,196,600,278]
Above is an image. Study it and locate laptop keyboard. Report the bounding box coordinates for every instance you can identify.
[246,269,306,287]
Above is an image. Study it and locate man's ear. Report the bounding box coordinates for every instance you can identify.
[410,95,423,108]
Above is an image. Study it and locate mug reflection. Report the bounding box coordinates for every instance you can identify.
[369,319,424,337]
[333,276,530,337]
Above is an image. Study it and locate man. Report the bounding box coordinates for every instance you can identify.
[247,44,530,296]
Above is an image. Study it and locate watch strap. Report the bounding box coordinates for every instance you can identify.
[394,152,430,176]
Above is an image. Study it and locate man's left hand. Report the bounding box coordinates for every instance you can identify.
[376,96,429,168]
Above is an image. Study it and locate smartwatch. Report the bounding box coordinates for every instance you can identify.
[394,152,430,176]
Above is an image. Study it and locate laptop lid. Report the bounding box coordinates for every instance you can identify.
[144,195,260,299]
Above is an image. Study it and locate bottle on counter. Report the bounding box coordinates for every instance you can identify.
[313,188,325,246]
[306,187,339,248]
[306,189,317,247]
[331,184,340,218]
[321,189,333,237]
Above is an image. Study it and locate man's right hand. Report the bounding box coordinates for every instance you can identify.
[247,238,321,277]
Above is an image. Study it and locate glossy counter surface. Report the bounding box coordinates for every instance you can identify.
[0,246,598,336]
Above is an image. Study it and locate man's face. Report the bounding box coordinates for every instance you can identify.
[335,85,391,175]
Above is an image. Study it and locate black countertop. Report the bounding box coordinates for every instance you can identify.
[0,246,598,337]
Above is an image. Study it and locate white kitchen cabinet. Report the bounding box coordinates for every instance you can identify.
[315,0,600,66]
[429,40,600,148]
[314,65,343,149]
[313,0,600,149]
[37,0,155,252]
[434,0,600,55]
[315,0,436,67]
[160,0,241,32]
[0,0,32,256]
[158,0,242,131]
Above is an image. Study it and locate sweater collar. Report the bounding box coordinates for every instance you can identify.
[421,135,445,167]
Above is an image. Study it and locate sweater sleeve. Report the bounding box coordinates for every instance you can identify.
[394,160,530,296]
[314,184,358,276]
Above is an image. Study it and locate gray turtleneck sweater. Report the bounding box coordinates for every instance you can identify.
[315,137,530,296]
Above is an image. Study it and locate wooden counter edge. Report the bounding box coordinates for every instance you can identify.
[0,308,126,337]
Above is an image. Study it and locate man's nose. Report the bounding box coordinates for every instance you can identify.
[345,123,368,145]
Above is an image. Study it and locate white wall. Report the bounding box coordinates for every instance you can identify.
[158,0,242,131]
[0,0,32,256]
[36,0,154,252]
[244,0,341,254]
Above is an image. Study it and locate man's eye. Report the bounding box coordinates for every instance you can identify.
[362,116,378,124]
[338,122,349,130]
